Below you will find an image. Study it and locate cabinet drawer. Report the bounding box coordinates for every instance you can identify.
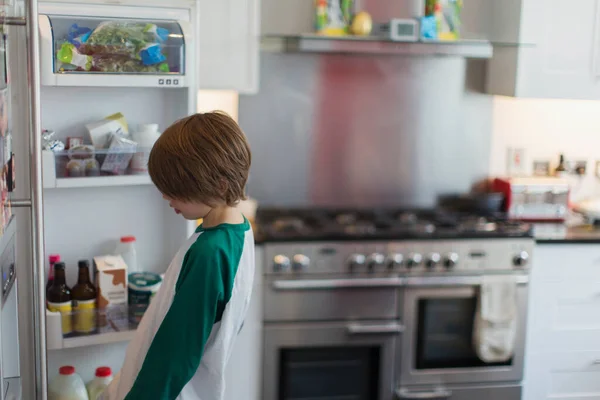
[526,351,600,399]
[534,246,600,282]
[529,281,600,351]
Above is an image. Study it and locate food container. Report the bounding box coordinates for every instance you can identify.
[131,124,161,172]
[128,272,162,325]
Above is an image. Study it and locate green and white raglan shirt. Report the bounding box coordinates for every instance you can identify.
[103,218,254,400]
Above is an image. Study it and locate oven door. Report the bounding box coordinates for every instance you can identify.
[264,320,402,400]
[400,275,529,387]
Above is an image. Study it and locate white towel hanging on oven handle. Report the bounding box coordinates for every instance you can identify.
[473,275,518,363]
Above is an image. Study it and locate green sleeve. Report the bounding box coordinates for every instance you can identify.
[123,241,226,400]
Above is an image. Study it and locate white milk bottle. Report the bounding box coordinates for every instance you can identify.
[48,366,89,400]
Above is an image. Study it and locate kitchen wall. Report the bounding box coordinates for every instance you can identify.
[239,52,493,208]
[232,54,600,208]
[198,90,239,121]
[490,96,600,202]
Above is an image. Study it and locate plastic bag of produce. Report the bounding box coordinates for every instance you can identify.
[67,24,92,48]
[57,43,170,73]
[81,21,170,65]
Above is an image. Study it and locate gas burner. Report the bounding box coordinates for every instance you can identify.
[335,213,358,225]
[460,217,498,233]
[397,212,419,225]
[272,217,306,234]
[414,222,436,235]
[254,208,533,242]
[344,222,377,236]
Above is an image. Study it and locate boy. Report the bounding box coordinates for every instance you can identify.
[103,112,254,400]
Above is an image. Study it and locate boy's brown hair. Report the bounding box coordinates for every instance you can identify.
[148,112,251,206]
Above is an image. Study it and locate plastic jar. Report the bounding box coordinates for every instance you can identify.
[131,124,160,172]
[48,366,89,400]
[86,366,113,400]
[114,236,138,273]
[128,272,162,325]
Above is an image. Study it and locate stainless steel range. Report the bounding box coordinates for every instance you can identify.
[258,209,535,400]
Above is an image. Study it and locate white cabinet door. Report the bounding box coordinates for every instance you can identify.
[488,0,600,99]
[524,245,600,400]
[197,0,260,94]
[525,351,600,400]
[528,281,600,351]
[518,0,600,99]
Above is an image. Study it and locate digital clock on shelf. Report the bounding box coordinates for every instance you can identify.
[380,19,419,42]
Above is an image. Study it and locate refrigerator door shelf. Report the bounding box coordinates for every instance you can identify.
[46,309,136,350]
[42,150,152,189]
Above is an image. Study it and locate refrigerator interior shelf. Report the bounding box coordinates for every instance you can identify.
[42,150,153,189]
[46,309,136,350]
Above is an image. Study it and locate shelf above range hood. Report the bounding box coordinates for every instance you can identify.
[262,34,493,59]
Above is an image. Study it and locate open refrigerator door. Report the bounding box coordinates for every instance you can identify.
[11,0,200,399]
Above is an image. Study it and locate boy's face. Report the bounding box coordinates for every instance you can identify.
[163,195,212,220]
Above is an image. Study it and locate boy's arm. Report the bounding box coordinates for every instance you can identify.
[123,247,225,400]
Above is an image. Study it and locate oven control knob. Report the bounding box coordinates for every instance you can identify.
[444,252,459,269]
[513,251,530,267]
[386,253,404,269]
[406,253,423,268]
[273,255,291,272]
[366,253,386,270]
[426,253,441,269]
[292,254,311,271]
[347,254,366,271]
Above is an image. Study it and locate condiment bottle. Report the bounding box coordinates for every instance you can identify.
[47,262,72,336]
[72,260,97,335]
[46,254,61,290]
[555,154,568,177]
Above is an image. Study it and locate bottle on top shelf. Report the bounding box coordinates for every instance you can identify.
[72,260,97,335]
[115,236,138,273]
[87,367,113,400]
[47,262,73,337]
[555,154,568,177]
[46,254,61,290]
[48,366,89,400]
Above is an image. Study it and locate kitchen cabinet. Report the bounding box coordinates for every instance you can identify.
[197,0,260,94]
[487,0,600,99]
[523,245,600,400]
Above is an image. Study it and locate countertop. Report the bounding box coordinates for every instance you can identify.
[534,223,600,244]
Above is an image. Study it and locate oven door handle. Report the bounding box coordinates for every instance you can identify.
[396,388,452,400]
[347,322,404,336]
[272,277,405,290]
[405,275,529,287]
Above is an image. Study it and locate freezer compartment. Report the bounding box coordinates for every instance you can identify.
[46,308,136,350]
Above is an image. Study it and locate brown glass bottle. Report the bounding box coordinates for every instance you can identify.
[46,254,61,290]
[46,262,72,336]
[72,260,97,335]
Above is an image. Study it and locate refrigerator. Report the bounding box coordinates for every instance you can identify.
[8,0,201,398]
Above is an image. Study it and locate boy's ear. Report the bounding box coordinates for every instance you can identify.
[219,179,228,196]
